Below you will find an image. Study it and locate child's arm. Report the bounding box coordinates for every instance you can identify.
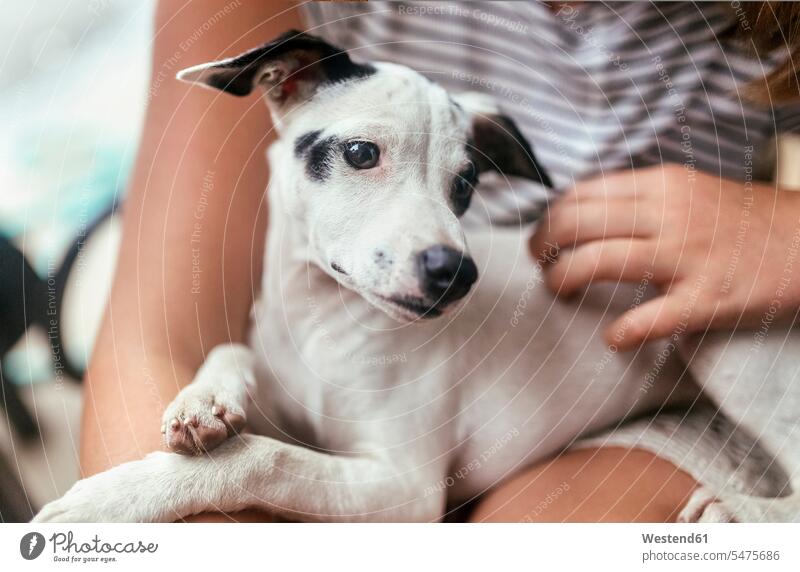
[80,1,303,476]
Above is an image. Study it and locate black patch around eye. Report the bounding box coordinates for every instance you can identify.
[306,136,338,181]
[294,130,322,157]
[450,160,478,216]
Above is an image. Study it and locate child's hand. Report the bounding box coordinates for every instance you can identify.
[530,164,800,350]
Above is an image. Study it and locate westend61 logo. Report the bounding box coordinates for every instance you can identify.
[20,532,46,560]
[19,531,158,564]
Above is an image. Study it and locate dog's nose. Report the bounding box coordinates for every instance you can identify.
[417,245,478,305]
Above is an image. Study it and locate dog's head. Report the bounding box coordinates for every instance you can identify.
[178,31,551,322]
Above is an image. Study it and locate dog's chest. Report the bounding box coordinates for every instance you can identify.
[247,280,455,452]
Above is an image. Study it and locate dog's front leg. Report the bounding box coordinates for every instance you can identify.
[217,436,447,522]
[34,451,196,522]
[34,434,447,523]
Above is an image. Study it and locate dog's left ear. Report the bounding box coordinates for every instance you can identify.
[176,30,374,121]
[452,92,552,188]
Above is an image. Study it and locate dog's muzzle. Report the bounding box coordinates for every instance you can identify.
[416,245,478,308]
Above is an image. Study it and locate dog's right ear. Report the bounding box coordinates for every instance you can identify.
[176,30,374,120]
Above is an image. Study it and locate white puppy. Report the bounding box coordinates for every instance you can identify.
[36,31,800,523]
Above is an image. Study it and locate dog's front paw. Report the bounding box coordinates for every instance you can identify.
[34,453,176,523]
[162,384,246,455]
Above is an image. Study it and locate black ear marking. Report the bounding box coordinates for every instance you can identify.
[177,30,375,104]
[469,115,552,188]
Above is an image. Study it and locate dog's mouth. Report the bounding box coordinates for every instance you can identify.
[380,295,443,319]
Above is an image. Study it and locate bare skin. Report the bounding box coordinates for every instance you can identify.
[471,448,698,523]
[80,0,701,523]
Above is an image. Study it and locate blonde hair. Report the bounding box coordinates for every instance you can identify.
[733,2,800,102]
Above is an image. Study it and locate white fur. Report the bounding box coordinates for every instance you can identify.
[36,57,800,523]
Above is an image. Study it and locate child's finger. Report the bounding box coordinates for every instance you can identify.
[604,290,700,350]
[539,198,654,251]
[545,239,655,296]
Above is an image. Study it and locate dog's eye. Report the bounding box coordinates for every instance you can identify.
[452,177,472,200]
[451,161,478,216]
[343,141,380,169]
[453,161,478,197]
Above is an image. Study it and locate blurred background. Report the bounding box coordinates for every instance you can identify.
[3,0,800,525]
[0,0,155,521]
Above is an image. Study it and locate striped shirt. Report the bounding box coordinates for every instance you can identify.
[302,1,800,223]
